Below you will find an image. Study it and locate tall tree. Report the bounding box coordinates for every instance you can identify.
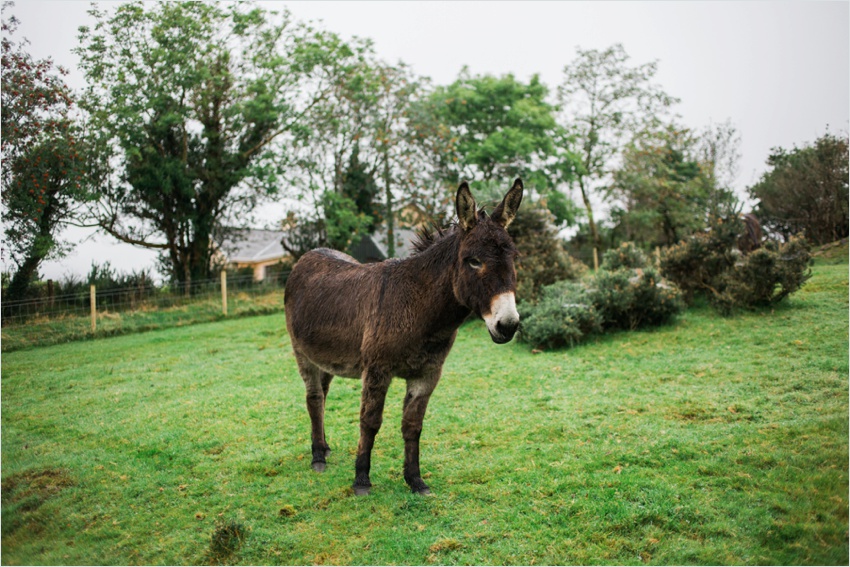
[748,132,849,244]
[76,2,353,287]
[1,9,91,300]
[429,69,560,186]
[289,52,428,258]
[607,125,723,247]
[696,119,742,224]
[557,43,678,248]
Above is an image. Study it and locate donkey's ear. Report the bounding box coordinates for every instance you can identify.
[492,178,524,228]
[456,181,478,230]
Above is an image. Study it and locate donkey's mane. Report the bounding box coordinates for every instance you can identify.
[411,224,456,255]
[412,210,491,256]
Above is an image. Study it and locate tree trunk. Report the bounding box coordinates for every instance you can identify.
[6,254,42,303]
[578,175,599,249]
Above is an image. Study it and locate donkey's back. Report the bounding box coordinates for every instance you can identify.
[284,248,379,378]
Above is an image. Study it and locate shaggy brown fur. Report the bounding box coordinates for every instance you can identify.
[284,179,523,495]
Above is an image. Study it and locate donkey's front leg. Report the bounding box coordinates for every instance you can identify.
[353,366,392,496]
[402,370,441,495]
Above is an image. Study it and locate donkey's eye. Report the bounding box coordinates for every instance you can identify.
[466,257,483,270]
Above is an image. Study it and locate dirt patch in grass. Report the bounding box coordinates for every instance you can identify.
[2,468,74,507]
[1,468,74,538]
[206,518,247,565]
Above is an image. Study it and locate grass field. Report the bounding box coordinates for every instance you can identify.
[2,262,847,565]
[1,288,285,353]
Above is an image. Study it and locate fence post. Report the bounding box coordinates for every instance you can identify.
[593,247,599,271]
[47,279,55,308]
[90,284,97,333]
[221,270,228,316]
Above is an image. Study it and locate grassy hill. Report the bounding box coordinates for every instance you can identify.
[2,262,847,565]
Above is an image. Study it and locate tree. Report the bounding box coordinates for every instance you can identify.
[557,43,678,249]
[506,198,586,302]
[289,52,430,258]
[340,143,381,233]
[428,69,563,188]
[1,9,91,301]
[76,2,354,288]
[748,132,849,245]
[607,125,734,248]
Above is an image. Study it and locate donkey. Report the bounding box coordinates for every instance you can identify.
[284,178,524,495]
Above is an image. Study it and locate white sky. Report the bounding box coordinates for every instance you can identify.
[8,0,850,280]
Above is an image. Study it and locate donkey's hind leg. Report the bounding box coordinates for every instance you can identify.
[297,357,334,472]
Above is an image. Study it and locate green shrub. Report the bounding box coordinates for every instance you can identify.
[661,229,812,314]
[589,267,685,331]
[508,199,587,302]
[601,241,650,271]
[519,251,684,349]
[518,281,602,349]
[712,236,812,314]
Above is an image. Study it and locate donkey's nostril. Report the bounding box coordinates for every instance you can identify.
[496,319,518,338]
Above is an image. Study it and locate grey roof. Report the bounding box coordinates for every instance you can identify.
[220,227,419,265]
[220,229,289,264]
[356,228,418,262]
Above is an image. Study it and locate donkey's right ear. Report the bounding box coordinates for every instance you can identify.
[456,182,478,231]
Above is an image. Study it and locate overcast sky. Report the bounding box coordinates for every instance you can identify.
[8,1,850,280]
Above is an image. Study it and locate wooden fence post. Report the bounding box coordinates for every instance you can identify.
[593,247,599,271]
[47,279,54,308]
[221,270,228,316]
[90,284,96,333]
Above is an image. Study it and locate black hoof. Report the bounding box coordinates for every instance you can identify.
[408,477,431,495]
[353,485,371,496]
[311,461,326,473]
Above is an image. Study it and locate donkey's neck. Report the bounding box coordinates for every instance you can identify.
[394,229,469,331]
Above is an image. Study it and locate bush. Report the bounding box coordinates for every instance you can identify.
[519,244,684,349]
[712,236,812,314]
[601,241,650,271]
[518,281,602,349]
[661,228,812,314]
[508,199,587,302]
[589,267,684,331]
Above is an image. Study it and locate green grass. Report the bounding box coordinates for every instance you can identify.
[2,264,847,565]
[1,288,285,353]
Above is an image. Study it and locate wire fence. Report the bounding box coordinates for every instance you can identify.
[1,272,290,352]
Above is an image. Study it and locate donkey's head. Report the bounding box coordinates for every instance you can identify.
[453,178,524,344]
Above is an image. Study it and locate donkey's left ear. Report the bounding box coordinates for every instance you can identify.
[492,178,524,228]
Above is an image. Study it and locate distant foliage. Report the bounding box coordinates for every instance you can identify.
[749,132,848,245]
[507,199,586,302]
[661,225,812,314]
[601,241,650,271]
[519,242,683,349]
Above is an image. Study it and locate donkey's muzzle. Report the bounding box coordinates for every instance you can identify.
[484,292,519,344]
[491,319,519,344]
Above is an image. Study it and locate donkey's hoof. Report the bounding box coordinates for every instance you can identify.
[311,461,326,473]
[353,485,371,496]
[408,478,431,495]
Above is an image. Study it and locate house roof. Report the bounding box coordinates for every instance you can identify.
[220,229,289,264]
[350,228,418,263]
[220,226,420,265]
